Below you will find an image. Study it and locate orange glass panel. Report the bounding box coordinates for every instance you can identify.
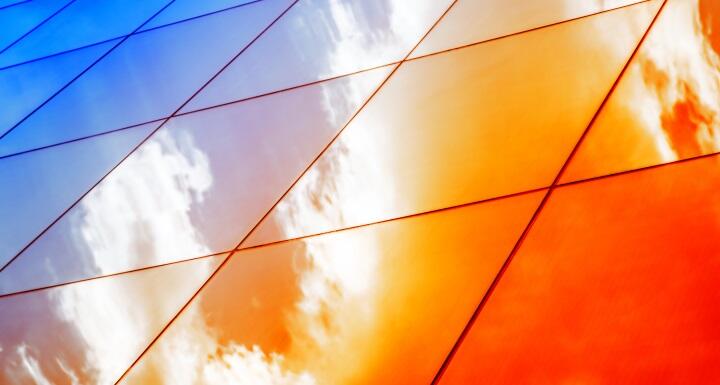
[0,254,225,384]
[0,66,391,297]
[562,0,720,183]
[118,191,545,385]
[411,0,645,58]
[243,1,659,248]
[438,155,720,384]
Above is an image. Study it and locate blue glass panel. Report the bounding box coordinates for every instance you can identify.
[0,0,67,50]
[0,121,157,270]
[181,0,452,112]
[141,0,256,30]
[0,0,30,9]
[0,0,292,158]
[0,65,391,295]
[0,0,168,67]
[0,40,114,136]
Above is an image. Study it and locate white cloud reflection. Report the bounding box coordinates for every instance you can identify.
[122,0,450,381]
[75,129,214,273]
[629,0,720,159]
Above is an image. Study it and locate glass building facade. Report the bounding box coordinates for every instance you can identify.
[1,0,719,383]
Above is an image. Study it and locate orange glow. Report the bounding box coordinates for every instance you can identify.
[563,0,720,182]
[119,191,543,385]
[437,155,720,383]
[245,1,659,247]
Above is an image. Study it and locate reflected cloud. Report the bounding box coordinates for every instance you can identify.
[635,0,720,159]
[73,129,214,273]
[316,0,438,76]
[1,127,219,383]
[140,212,382,385]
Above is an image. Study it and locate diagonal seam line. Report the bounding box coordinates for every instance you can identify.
[0,250,232,299]
[111,1,464,383]
[7,142,719,299]
[429,1,669,384]
[0,0,177,140]
[0,0,652,160]
[0,0,267,71]
[0,0,31,12]
[0,0,299,274]
[0,0,644,71]
[0,0,75,54]
[0,61,399,160]
[0,187,545,298]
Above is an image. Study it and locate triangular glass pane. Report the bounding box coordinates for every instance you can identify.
[141,0,256,30]
[0,0,167,67]
[243,1,660,247]
[0,66,392,296]
[0,40,113,135]
[0,0,292,157]
[180,0,453,113]
[561,0,720,183]
[0,0,66,50]
[438,154,720,383]
[0,121,157,268]
[411,0,645,58]
[119,191,543,385]
[0,253,224,385]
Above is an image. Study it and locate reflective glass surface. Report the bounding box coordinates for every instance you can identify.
[411,0,646,58]
[244,1,659,247]
[0,0,292,157]
[141,0,256,30]
[437,155,720,384]
[0,0,168,67]
[4,0,718,383]
[0,40,112,135]
[0,0,67,50]
[0,121,157,270]
[562,0,720,182]
[181,0,453,113]
[0,66,391,295]
[119,191,543,385]
[0,254,224,384]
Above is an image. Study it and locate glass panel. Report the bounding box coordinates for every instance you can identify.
[0,40,114,135]
[0,0,29,8]
[0,0,168,67]
[141,0,256,30]
[0,0,67,50]
[0,0,292,158]
[0,254,224,385]
[0,66,391,296]
[0,121,157,270]
[118,191,544,385]
[243,1,660,247]
[437,154,720,384]
[180,0,453,113]
[562,0,720,183]
[411,0,644,58]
